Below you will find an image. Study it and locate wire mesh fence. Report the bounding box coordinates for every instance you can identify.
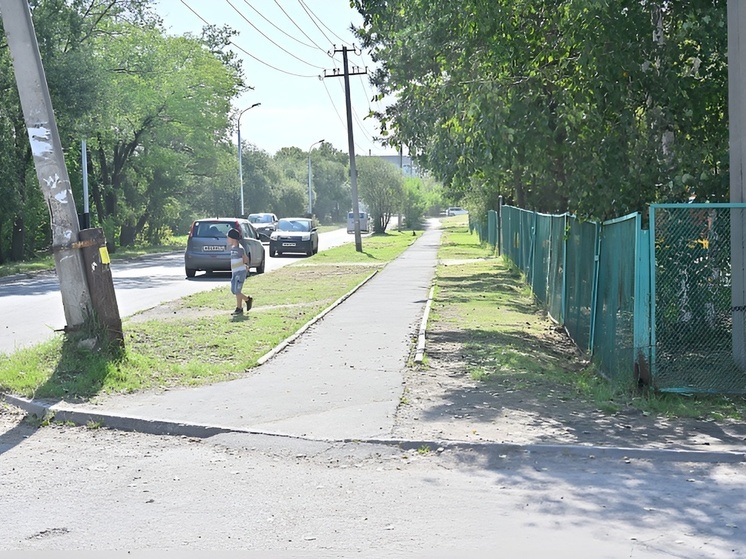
[651,204,746,393]
[491,203,746,393]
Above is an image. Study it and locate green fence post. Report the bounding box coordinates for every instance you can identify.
[589,221,602,354]
[497,195,503,256]
[633,215,652,385]
[561,213,568,327]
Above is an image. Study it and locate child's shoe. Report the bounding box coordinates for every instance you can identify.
[231,307,243,315]
[246,296,253,311]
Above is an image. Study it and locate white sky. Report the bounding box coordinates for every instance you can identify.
[153,0,397,156]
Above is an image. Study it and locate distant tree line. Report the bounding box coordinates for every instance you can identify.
[353,0,728,221]
[0,0,446,266]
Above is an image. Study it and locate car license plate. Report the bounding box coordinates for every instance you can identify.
[203,246,223,251]
[282,242,295,247]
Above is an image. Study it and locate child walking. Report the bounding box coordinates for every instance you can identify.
[227,228,253,315]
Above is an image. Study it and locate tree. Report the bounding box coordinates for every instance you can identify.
[356,157,403,233]
[353,0,728,220]
[85,23,241,248]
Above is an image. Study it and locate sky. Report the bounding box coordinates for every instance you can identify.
[153,0,396,156]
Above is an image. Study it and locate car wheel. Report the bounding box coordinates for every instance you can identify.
[185,267,196,278]
[257,250,266,273]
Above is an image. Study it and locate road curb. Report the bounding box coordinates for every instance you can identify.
[414,284,435,363]
[4,393,745,464]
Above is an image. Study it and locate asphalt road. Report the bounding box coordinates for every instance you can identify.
[1,415,744,556]
[0,227,354,355]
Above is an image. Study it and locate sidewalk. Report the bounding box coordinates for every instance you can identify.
[6,222,746,464]
[8,226,443,441]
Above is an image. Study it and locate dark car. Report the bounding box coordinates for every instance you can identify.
[184,217,266,277]
[269,217,319,257]
[248,212,278,242]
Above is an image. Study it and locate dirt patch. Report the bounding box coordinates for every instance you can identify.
[394,309,746,453]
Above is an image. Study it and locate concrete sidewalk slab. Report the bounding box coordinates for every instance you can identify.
[30,226,443,440]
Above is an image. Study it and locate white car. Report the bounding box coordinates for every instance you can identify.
[446,206,468,216]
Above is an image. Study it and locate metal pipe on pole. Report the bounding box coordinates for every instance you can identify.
[307,139,324,217]
[0,0,92,328]
[237,102,261,217]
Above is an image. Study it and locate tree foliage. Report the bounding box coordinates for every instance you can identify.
[353,0,728,220]
[356,157,404,233]
[0,0,357,264]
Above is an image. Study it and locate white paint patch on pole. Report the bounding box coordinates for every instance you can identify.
[27,125,53,156]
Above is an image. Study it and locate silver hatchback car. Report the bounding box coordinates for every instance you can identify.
[184,218,266,278]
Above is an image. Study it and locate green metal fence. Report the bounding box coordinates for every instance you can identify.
[491,203,746,393]
[650,204,746,393]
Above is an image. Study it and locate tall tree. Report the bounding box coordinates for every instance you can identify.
[356,156,403,233]
[353,0,728,220]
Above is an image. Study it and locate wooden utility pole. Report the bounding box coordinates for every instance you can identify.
[729,0,746,369]
[323,46,367,252]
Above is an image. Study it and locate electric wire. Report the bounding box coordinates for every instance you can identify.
[180,0,318,78]
[272,0,328,53]
[225,0,324,69]
[298,0,353,48]
[240,0,317,51]
[295,0,334,47]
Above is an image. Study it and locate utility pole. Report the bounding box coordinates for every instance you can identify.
[729,0,746,369]
[323,46,367,252]
[0,0,92,329]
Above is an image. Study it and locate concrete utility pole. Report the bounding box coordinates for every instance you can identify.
[323,46,367,252]
[728,0,746,369]
[0,0,92,328]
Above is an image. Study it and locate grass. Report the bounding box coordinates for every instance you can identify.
[433,218,746,421]
[0,231,415,401]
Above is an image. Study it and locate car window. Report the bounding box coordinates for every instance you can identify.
[196,222,230,237]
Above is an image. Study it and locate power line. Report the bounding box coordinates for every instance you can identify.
[272,0,327,53]
[226,0,324,69]
[297,0,353,48]
[295,0,334,46]
[180,0,318,78]
[240,0,317,51]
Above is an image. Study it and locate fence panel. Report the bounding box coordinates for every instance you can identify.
[531,213,552,305]
[564,217,597,353]
[547,214,566,324]
[651,204,746,393]
[593,214,639,381]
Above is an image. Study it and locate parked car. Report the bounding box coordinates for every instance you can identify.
[446,206,469,216]
[248,212,278,242]
[269,217,319,257]
[184,217,266,278]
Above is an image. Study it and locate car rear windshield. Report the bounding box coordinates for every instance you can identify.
[193,221,237,237]
[249,215,273,224]
[278,219,310,232]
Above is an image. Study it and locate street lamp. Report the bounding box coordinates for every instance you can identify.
[307,139,324,216]
[237,102,261,216]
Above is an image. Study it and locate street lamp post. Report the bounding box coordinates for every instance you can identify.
[237,102,261,216]
[307,139,324,217]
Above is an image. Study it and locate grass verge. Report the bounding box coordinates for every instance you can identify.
[433,219,746,421]
[0,231,416,401]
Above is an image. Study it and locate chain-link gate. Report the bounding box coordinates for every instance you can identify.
[651,203,746,393]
